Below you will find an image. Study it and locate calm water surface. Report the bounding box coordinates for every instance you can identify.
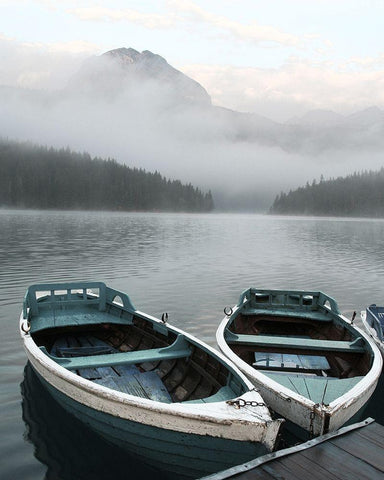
[1,210,384,480]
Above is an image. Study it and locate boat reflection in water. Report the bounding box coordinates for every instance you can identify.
[21,363,170,480]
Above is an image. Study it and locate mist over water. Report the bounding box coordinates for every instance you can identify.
[1,47,384,211]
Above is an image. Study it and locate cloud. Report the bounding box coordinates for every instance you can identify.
[344,54,384,69]
[1,39,384,211]
[68,6,177,29]
[67,1,302,47]
[167,0,301,46]
[2,33,384,122]
[0,35,100,89]
[22,39,101,55]
[180,57,384,121]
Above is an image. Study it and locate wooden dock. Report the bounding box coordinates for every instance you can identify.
[201,418,384,480]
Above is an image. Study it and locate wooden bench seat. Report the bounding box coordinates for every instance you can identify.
[41,334,192,370]
[225,331,366,353]
[240,308,332,321]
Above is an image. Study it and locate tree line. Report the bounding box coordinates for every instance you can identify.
[270,169,384,217]
[0,139,214,212]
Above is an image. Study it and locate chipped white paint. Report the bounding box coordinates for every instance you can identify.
[19,310,282,451]
[217,304,382,437]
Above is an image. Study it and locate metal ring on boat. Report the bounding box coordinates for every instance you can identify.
[21,321,31,334]
[224,306,233,317]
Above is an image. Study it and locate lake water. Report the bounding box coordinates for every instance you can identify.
[2,210,384,480]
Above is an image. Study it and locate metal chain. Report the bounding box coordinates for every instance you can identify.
[309,408,316,438]
[226,398,265,409]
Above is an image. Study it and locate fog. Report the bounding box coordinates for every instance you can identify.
[1,45,383,211]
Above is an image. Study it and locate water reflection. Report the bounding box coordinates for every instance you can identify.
[3,210,384,480]
[21,363,170,480]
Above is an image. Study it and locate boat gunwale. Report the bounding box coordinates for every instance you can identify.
[20,302,279,441]
[217,300,382,416]
[25,286,254,396]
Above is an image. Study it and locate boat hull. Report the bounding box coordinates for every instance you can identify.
[239,362,377,438]
[217,289,383,437]
[30,360,269,478]
[19,282,283,477]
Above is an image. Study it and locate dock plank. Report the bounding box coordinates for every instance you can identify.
[299,442,372,480]
[272,450,339,480]
[200,420,384,480]
[355,423,384,447]
[238,469,276,480]
[328,432,384,472]
[261,463,300,480]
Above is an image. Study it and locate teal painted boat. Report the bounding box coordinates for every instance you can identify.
[217,288,382,438]
[19,282,283,478]
[21,363,165,480]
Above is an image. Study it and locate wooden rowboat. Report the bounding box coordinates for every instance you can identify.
[19,282,283,479]
[361,304,384,357]
[216,288,382,438]
[21,362,163,480]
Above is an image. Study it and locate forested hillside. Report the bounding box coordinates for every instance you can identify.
[0,139,214,212]
[270,169,384,217]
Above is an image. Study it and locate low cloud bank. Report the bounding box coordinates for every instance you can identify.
[1,42,383,211]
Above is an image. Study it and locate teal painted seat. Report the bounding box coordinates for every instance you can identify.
[41,334,192,370]
[225,331,366,353]
[241,308,333,321]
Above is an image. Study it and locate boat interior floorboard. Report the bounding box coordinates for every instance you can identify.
[51,335,173,403]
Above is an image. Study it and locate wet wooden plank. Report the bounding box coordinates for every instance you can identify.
[262,461,308,480]
[237,468,276,480]
[300,442,382,480]
[111,376,149,398]
[96,366,117,378]
[272,449,337,480]
[206,421,384,480]
[329,431,384,472]
[355,422,384,447]
[77,368,102,380]
[112,364,140,377]
[135,371,172,403]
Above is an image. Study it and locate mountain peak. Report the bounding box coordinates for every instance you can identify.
[68,47,211,106]
[103,47,141,62]
[102,48,167,65]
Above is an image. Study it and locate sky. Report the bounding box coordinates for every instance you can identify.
[1,0,384,121]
